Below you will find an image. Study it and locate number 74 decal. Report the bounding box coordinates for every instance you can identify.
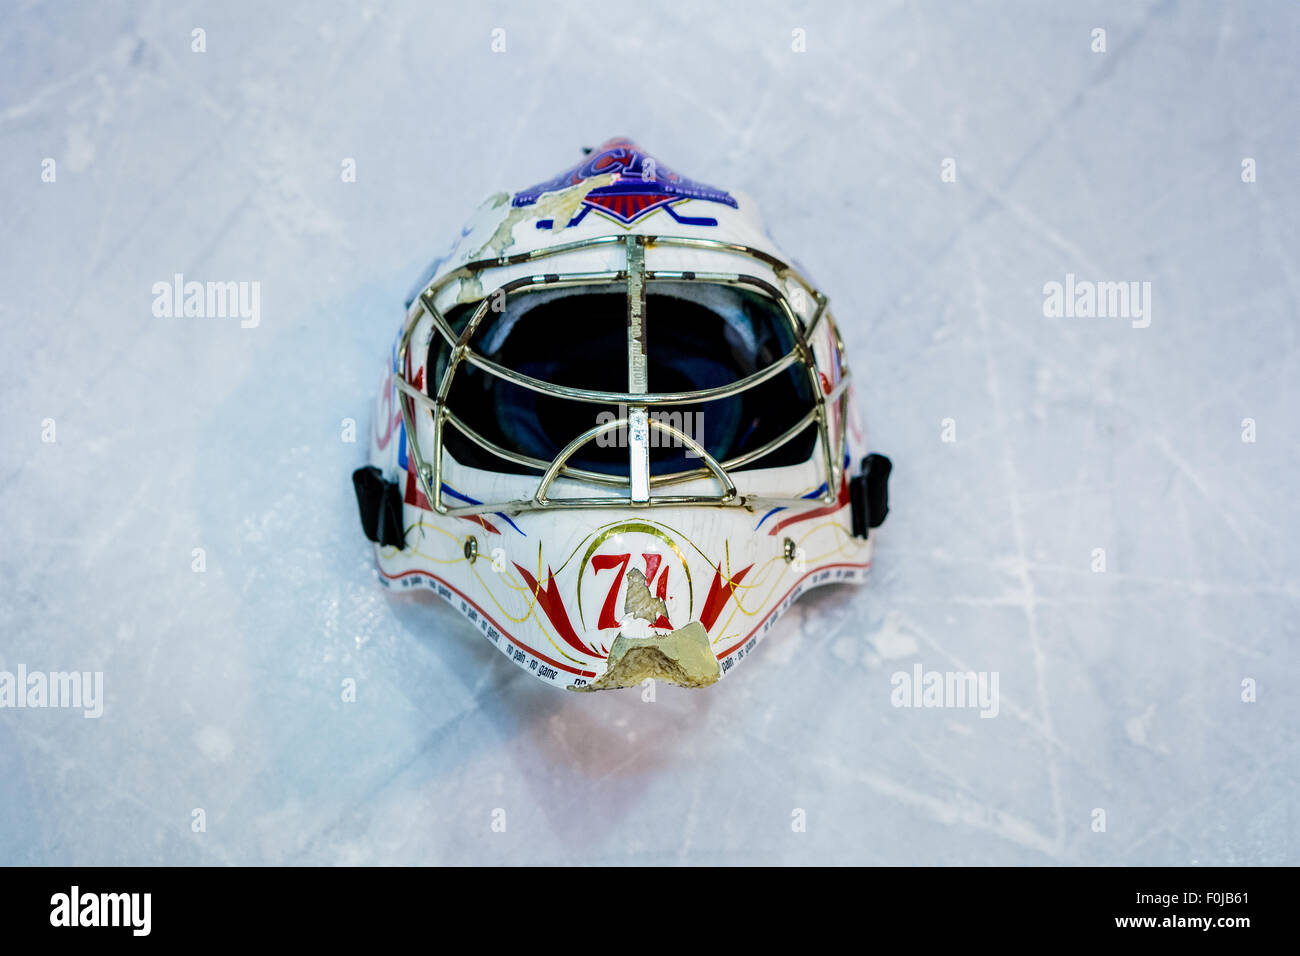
[590,553,672,630]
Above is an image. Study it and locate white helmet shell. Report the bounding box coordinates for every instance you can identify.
[354,138,890,690]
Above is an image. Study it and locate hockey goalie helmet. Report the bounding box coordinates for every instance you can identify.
[355,138,890,691]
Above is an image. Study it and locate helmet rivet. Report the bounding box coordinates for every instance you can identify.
[464,536,478,563]
[783,537,797,563]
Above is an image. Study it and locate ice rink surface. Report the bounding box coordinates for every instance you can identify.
[1,0,1297,865]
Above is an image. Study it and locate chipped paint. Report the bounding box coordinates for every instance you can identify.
[453,175,618,304]
[478,175,616,259]
[623,567,668,624]
[573,622,720,691]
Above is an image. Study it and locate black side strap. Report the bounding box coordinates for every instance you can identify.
[849,453,892,538]
[352,466,405,548]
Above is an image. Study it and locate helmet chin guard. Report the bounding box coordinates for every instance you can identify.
[355,138,890,690]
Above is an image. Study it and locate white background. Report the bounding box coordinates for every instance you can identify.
[1,0,1296,864]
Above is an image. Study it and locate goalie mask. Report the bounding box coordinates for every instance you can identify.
[353,138,891,691]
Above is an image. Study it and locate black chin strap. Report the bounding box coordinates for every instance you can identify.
[850,453,892,538]
[354,454,885,550]
[352,467,405,548]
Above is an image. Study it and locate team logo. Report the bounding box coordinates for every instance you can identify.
[575,522,694,637]
[513,138,737,229]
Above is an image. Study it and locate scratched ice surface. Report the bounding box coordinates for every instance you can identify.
[1,0,1297,866]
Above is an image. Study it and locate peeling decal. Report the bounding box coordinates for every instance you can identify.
[514,138,737,229]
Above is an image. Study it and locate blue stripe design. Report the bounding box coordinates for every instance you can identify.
[441,484,526,536]
[755,484,827,531]
[751,453,853,531]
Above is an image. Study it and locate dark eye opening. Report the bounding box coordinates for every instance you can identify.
[428,283,817,478]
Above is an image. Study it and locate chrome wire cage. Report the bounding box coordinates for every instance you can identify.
[392,233,854,517]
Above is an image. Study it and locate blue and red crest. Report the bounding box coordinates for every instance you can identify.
[513,138,738,229]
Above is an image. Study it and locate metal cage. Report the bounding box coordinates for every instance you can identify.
[392,233,854,518]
